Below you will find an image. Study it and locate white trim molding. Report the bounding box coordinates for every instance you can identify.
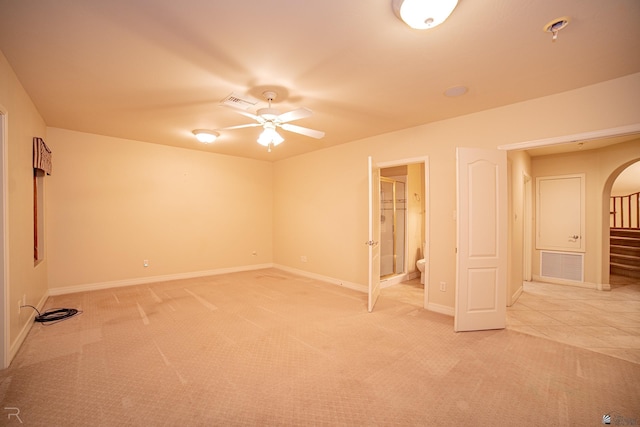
[274,264,368,293]
[498,124,640,151]
[48,263,275,296]
[427,302,454,317]
[10,290,47,362]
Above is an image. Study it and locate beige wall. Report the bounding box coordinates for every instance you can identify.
[406,163,424,274]
[531,139,640,287]
[611,157,640,196]
[0,50,48,352]
[507,150,532,304]
[46,128,274,290]
[273,73,640,309]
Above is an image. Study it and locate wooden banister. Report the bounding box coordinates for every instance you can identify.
[610,192,640,229]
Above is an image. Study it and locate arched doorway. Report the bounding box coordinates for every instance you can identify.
[604,159,640,287]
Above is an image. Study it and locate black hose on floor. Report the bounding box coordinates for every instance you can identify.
[21,305,82,324]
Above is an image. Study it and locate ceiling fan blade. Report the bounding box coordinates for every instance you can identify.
[232,109,263,122]
[281,123,325,139]
[218,123,261,131]
[277,107,313,123]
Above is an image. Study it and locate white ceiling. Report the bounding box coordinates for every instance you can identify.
[1,0,639,162]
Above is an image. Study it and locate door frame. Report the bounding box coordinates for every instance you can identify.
[0,106,8,368]
[376,156,430,309]
[367,157,381,312]
[523,172,532,282]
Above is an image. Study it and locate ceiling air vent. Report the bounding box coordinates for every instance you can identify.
[220,92,260,110]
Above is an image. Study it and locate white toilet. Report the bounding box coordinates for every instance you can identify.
[416,259,425,284]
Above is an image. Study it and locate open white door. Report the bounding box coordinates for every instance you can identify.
[455,148,507,331]
[367,156,381,312]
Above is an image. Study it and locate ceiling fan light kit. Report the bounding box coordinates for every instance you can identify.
[392,0,458,29]
[192,129,219,143]
[257,122,284,147]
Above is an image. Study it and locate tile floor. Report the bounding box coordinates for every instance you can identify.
[385,275,640,364]
[507,277,640,364]
[381,277,424,307]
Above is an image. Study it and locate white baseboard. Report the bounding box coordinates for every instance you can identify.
[10,291,48,363]
[406,271,420,281]
[532,274,598,290]
[48,263,275,296]
[426,302,454,317]
[273,264,367,293]
[509,285,524,306]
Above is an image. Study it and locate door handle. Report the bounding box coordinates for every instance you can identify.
[568,235,579,241]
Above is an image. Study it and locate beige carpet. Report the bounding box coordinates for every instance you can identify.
[1,268,639,426]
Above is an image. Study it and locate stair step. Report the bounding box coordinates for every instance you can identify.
[610,263,640,279]
[610,245,640,257]
[610,253,640,265]
[609,228,640,280]
[610,228,640,239]
[610,236,640,248]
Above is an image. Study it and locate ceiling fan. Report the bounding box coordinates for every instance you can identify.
[220,91,325,151]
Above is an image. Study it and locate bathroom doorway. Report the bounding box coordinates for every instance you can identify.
[376,158,429,309]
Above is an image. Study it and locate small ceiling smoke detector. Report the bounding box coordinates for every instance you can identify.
[543,17,571,42]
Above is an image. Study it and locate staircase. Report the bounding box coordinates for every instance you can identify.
[610,228,640,279]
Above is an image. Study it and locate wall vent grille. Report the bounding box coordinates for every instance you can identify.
[540,251,583,282]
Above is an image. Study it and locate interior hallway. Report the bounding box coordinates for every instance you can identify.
[386,276,640,364]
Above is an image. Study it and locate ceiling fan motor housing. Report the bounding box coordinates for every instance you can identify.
[257,107,279,121]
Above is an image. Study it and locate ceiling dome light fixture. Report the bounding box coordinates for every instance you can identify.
[392,0,459,30]
[192,129,219,143]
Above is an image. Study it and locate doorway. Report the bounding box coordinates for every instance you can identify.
[374,157,428,309]
[608,159,640,287]
[380,176,406,279]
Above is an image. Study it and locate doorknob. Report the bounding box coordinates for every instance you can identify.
[568,235,579,241]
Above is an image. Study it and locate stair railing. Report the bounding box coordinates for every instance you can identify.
[610,191,640,229]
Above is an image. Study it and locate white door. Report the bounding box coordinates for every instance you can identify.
[536,175,584,251]
[368,157,381,312]
[455,148,507,332]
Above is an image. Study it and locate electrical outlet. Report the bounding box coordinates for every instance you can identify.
[300,256,308,263]
[143,260,149,267]
[439,281,446,292]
